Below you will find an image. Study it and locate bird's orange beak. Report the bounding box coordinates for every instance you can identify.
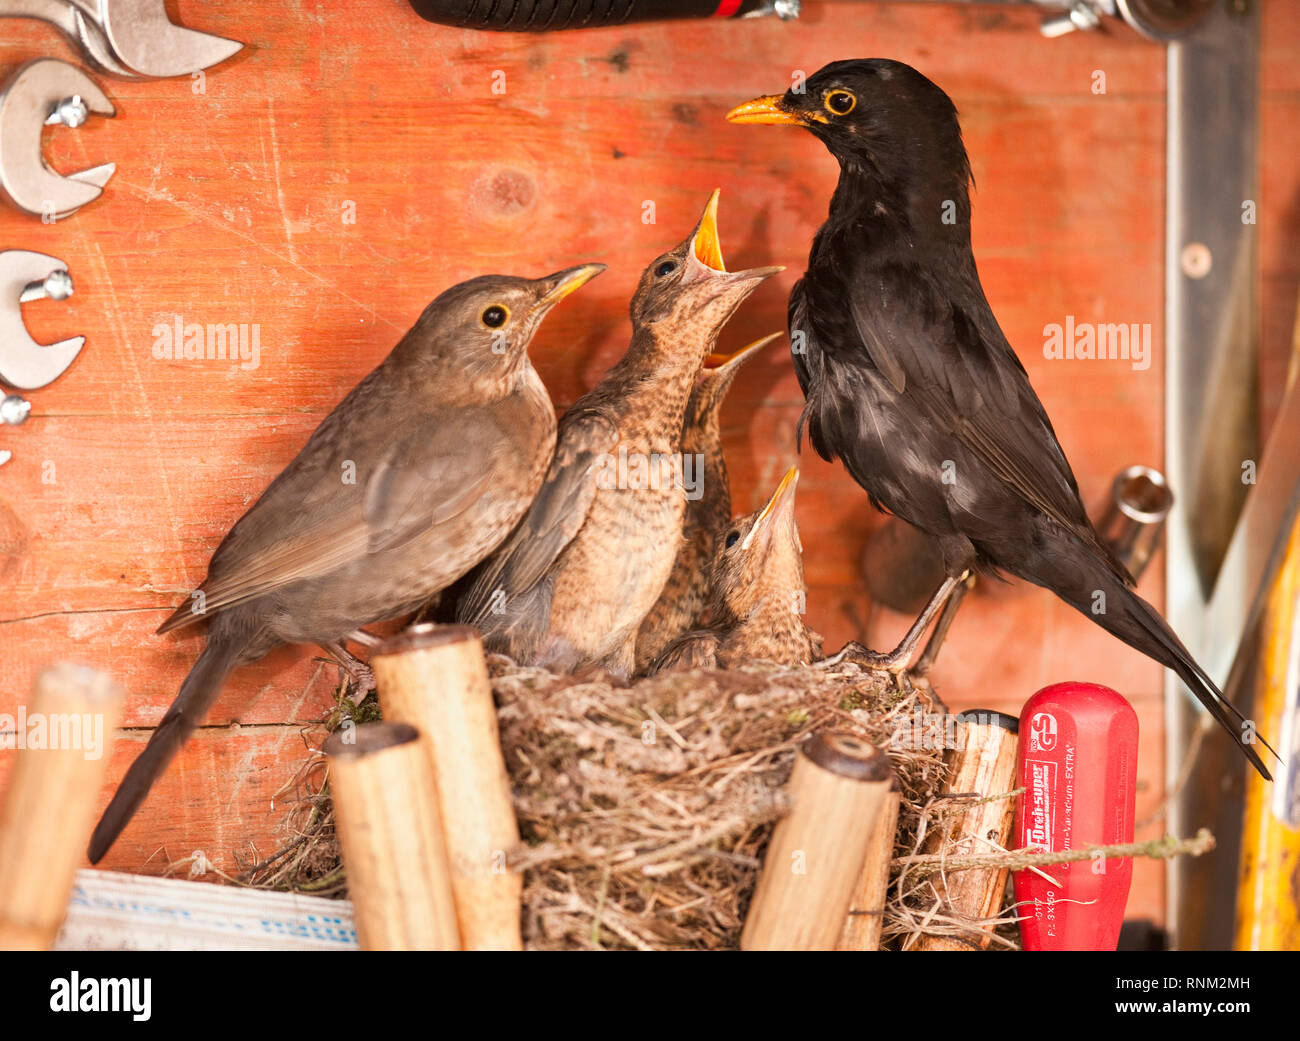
[683,190,782,293]
[726,95,815,126]
[704,331,782,370]
[692,189,726,272]
[743,466,799,550]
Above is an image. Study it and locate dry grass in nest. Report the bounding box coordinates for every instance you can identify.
[240,659,956,949]
[238,659,1211,950]
[495,659,939,949]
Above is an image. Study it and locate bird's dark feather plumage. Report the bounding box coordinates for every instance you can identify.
[750,57,1271,776]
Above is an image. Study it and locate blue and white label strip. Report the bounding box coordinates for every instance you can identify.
[54,869,359,951]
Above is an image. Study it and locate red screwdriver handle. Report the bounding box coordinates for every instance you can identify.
[1013,682,1139,951]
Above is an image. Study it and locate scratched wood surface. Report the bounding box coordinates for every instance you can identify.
[1,0,1297,932]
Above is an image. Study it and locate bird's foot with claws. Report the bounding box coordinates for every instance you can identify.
[343,662,376,699]
[322,641,376,698]
[817,640,912,677]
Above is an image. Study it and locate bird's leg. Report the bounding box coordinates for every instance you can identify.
[912,572,976,677]
[322,641,375,695]
[819,573,964,675]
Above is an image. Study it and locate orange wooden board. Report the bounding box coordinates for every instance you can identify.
[2,1,1299,931]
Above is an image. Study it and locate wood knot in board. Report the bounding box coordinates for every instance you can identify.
[0,499,31,582]
[473,169,537,221]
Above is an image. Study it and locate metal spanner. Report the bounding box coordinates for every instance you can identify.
[0,58,115,220]
[0,0,243,79]
[0,249,84,391]
[0,249,83,467]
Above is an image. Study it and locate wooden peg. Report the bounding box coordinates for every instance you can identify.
[836,781,901,951]
[914,709,1019,951]
[324,722,460,950]
[742,731,893,951]
[373,624,522,950]
[0,664,123,950]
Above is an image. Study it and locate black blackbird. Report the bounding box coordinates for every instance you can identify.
[728,59,1273,778]
[88,264,605,862]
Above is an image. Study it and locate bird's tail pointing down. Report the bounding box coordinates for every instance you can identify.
[1016,526,1275,780]
[88,635,242,863]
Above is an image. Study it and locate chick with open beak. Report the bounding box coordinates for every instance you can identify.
[634,331,782,672]
[651,467,823,673]
[458,191,783,678]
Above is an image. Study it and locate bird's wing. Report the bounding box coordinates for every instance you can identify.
[158,406,509,633]
[457,407,618,625]
[649,630,720,673]
[844,259,1124,572]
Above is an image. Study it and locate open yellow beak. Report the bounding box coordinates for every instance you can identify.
[743,466,799,550]
[725,95,810,126]
[704,331,783,371]
[692,189,726,272]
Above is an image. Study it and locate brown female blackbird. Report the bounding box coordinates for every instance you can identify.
[456,192,781,678]
[88,264,605,862]
[728,59,1273,777]
[652,466,822,671]
[633,330,782,672]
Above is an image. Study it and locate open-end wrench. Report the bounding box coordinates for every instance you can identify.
[0,58,115,220]
[0,393,30,467]
[1,0,242,78]
[1,0,139,77]
[0,250,85,391]
[66,0,243,77]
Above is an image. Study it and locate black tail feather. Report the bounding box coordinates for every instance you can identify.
[1017,528,1275,780]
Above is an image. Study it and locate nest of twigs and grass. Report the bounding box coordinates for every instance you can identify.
[225,659,1212,950]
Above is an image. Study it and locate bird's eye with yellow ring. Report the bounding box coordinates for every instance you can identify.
[823,89,857,116]
[481,305,509,328]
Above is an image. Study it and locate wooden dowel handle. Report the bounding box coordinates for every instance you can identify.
[0,664,124,950]
[836,786,901,951]
[324,722,460,950]
[914,710,1019,952]
[373,624,522,951]
[742,731,893,951]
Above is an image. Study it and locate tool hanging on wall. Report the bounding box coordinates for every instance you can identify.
[404,0,1211,36]
[846,1,1213,41]
[1096,465,1175,583]
[0,58,115,220]
[1,2,241,463]
[0,393,30,466]
[408,0,799,31]
[0,250,84,468]
[0,0,243,78]
[0,251,83,390]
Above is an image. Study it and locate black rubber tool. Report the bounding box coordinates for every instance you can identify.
[408,0,794,31]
